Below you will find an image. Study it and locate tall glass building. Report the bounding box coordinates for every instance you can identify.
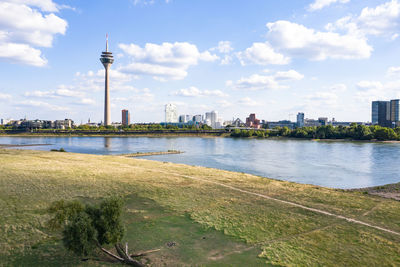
[297,112,305,127]
[372,101,391,127]
[390,99,400,123]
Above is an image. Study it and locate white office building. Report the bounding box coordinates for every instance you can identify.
[205,111,223,129]
[165,103,178,123]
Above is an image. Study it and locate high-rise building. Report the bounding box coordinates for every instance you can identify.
[179,115,187,123]
[122,109,130,126]
[192,115,203,124]
[205,111,218,128]
[297,112,305,127]
[165,103,178,123]
[372,101,391,127]
[390,99,400,124]
[100,35,114,126]
[318,117,328,126]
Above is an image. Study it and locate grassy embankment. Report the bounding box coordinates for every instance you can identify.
[1,149,400,266]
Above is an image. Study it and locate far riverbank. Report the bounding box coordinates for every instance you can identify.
[2,132,400,143]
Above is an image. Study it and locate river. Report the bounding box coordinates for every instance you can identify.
[1,136,399,189]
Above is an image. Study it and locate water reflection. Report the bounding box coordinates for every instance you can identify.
[104,137,111,149]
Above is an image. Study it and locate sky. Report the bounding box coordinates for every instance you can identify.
[1,0,400,123]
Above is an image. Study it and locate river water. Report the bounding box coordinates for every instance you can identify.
[1,136,399,189]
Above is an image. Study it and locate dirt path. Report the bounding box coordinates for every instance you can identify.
[143,167,400,237]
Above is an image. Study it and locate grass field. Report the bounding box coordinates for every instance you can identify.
[1,149,400,266]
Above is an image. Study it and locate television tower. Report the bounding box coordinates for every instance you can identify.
[100,34,114,126]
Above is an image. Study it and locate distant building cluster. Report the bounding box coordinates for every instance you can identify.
[164,103,224,129]
[372,99,400,127]
[160,102,367,130]
[0,119,74,129]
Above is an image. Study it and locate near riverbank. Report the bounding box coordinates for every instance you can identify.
[1,149,400,266]
[352,183,400,201]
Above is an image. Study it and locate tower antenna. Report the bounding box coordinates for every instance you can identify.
[106,34,108,52]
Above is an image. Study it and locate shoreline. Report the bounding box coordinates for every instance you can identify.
[350,183,400,201]
[0,143,51,148]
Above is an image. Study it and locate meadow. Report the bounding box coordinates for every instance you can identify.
[1,149,400,266]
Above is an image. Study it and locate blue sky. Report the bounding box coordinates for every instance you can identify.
[1,0,400,123]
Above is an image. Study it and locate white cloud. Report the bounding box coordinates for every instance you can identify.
[18,100,68,111]
[238,97,260,107]
[211,41,233,53]
[74,69,135,92]
[24,87,85,98]
[266,20,372,60]
[237,42,290,65]
[119,42,218,80]
[210,41,234,65]
[354,80,400,103]
[0,93,12,100]
[387,66,400,77]
[356,81,384,91]
[309,0,350,11]
[330,83,347,92]
[0,40,47,66]
[305,91,339,106]
[133,0,171,5]
[220,55,233,65]
[216,99,232,108]
[0,1,67,66]
[229,74,281,91]
[326,0,400,37]
[303,84,346,108]
[228,70,304,91]
[274,70,304,81]
[121,62,187,81]
[79,98,96,105]
[172,86,228,97]
[8,0,59,12]
[356,0,400,36]
[112,88,155,104]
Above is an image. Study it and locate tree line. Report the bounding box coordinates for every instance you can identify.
[0,123,213,132]
[230,124,400,141]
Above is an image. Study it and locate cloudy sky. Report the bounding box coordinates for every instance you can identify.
[1,0,400,123]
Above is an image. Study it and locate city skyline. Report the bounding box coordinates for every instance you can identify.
[1,0,400,123]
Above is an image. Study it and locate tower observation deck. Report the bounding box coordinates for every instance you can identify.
[100,35,114,126]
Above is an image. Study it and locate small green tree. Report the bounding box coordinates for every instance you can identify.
[48,197,145,266]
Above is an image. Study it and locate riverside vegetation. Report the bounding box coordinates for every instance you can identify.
[231,124,400,141]
[2,123,400,141]
[1,149,400,266]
